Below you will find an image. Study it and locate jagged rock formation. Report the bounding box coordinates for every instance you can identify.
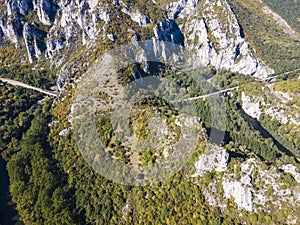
[0,0,56,59]
[241,92,264,119]
[166,0,274,78]
[154,19,184,46]
[33,0,56,25]
[195,156,300,224]
[192,145,229,177]
[0,19,21,44]
[222,178,253,211]
[45,0,105,64]
[23,23,47,63]
[122,6,151,27]
[0,0,275,79]
[241,89,300,126]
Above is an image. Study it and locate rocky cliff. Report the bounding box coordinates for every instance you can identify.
[167,0,274,77]
[0,0,274,78]
[1,1,300,224]
[192,144,300,224]
[240,79,300,157]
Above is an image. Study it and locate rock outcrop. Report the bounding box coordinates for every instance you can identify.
[167,0,274,78]
[6,0,33,17]
[122,6,151,27]
[192,145,229,177]
[241,92,264,119]
[0,0,274,80]
[222,178,253,211]
[23,23,47,63]
[281,164,300,183]
[241,88,300,126]
[33,0,57,26]
[154,19,184,46]
[198,157,300,223]
[0,0,55,57]
[0,19,21,44]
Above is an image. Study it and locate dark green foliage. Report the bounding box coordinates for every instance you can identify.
[7,104,78,225]
[96,115,114,147]
[0,84,41,159]
[264,0,300,33]
[0,62,55,159]
[260,114,300,157]
[224,96,278,163]
[227,0,300,73]
[0,64,55,89]
[213,69,255,89]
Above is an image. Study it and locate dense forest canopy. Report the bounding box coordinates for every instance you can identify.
[0,0,299,224]
[264,0,300,33]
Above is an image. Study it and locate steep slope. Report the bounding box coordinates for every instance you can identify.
[1,1,300,225]
[168,0,273,77]
[261,3,300,40]
[0,0,274,79]
[227,0,300,73]
[264,0,300,33]
[241,78,300,157]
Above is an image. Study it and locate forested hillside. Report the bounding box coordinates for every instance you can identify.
[264,0,300,33]
[0,0,299,224]
[227,0,300,73]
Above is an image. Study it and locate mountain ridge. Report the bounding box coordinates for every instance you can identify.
[0,0,279,79]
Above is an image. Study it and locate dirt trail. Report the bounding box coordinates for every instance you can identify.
[0,77,58,97]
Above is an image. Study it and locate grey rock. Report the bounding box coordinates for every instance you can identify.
[6,0,33,17]
[0,19,21,43]
[0,0,275,78]
[154,19,184,46]
[33,0,57,26]
[45,0,108,65]
[121,6,151,27]
[166,0,199,19]
[166,0,274,78]
[23,23,47,63]
[192,145,229,177]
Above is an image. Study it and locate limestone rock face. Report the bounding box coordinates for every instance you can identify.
[281,164,300,183]
[222,179,253,211]
[199,157,300,224]
[33,0,57,26]
[23,23,47,63]
[241,88,300,126]
[0,0,274,80]
[2,0,55,28]
[121,6,151,27]
[166,0,274,78]
[241,92,264,119]
[166,0,199,19]
[0,19,21,44]
[154,19,184,46]
[0,0,55,56]
[192,145,229,177]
